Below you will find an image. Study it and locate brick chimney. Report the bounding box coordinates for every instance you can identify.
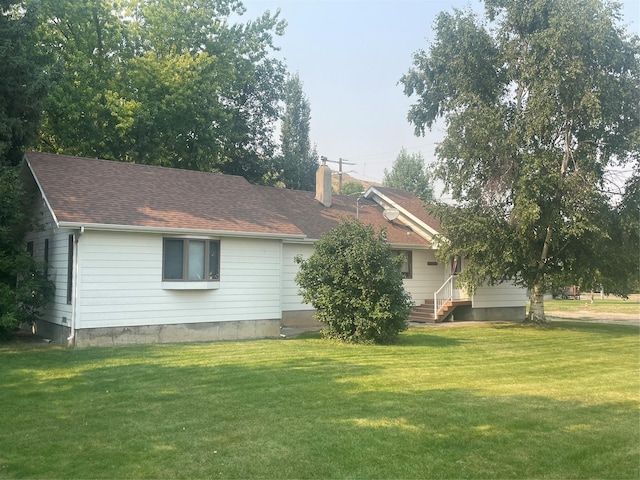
[315,158,332,207]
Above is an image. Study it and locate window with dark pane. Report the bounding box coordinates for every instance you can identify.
[163,238,220,282]
[208,240,220,280]
[163,238,184,280]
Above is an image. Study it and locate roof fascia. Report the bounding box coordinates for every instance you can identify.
[282,237,432,249]
[57,221,307,240]
[388,243,433,250]
[364,187,440,242]
[283,238,317,245]
[24,156,61,228]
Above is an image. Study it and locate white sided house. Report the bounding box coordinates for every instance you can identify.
[23,152,526,347]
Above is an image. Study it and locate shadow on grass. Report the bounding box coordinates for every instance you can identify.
[285,328,465,347]
[290,330,323,340]
[549,320,639,336]
[1,344,637,479]
[398,332,464,347]
[490,320,640,337]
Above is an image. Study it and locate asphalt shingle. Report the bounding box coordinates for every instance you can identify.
[25,152,304,236]
[25,152,436,246]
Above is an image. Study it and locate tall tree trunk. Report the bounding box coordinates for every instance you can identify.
[528,284,546,323]
[528,223,553,324]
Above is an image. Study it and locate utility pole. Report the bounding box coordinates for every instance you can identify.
[321,157,356,194]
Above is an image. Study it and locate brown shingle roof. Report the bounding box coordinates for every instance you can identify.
[24,152,436,246]
[254,186,431,246]
[25,152,304,236]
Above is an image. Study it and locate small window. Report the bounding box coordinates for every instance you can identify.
[44,239,50,276]
[163,238,220,281]
[26,241,34,257]
[451,255,461,275]
[67,234,74,304]
[392,250,412,279]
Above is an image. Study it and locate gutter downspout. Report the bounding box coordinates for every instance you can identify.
[66,226,83,346]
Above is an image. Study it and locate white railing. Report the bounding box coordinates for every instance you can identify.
[434,275,455,319]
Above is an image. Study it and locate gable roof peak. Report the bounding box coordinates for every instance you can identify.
[364,185,441,239]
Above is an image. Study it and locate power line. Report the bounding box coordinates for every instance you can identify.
[321,156,356,194]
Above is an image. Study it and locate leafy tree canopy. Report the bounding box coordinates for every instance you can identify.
[0,1,55,336]
[400,0,640,322]
[35,0,287,183]
[382,148,435,202]
[0,167,55,337]
[295,219,412,344]
[277,73,319,190]
[0,0,53,167]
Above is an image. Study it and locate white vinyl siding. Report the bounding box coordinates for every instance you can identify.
[281,242,314,312]
[401,249,447,304]
[472,282,528,308]
[282,245,448,308]
[44,229,75,326]
[75,231,282,329]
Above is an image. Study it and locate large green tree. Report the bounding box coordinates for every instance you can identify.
[277,73,319,190]
[35,0,287,183]
[0,0,53,166]
[382,148,434,202]
[0,0,55,336]
[400,0,639,322]
[0,168,55,337]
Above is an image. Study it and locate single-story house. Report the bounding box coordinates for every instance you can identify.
[22,152,526,346]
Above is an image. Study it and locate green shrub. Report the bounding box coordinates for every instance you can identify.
[0,167,55,338]
[295,219,412,344]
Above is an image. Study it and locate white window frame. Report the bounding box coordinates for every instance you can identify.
[392,250,412,279]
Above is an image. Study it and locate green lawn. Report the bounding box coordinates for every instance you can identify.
[1,322,638,479]
[543,296,640,315]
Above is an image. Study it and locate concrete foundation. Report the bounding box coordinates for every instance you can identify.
[32,320,71,345]
[34,319,281,347]
[450,306,526,322]
[281,310,322,328]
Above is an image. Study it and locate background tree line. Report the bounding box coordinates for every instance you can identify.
[0,0,317,334]
[2,0,317,181]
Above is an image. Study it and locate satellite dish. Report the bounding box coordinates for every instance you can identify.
[383,208,400,221]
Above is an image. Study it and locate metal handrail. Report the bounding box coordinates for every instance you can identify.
[434,275,455,319]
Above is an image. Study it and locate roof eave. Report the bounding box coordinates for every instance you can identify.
[364,187,441,240]
[57,221,307,240]
[388,242,433,249]
[24,156,61,228]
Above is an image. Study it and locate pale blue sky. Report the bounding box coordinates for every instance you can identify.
[242,0,640,185]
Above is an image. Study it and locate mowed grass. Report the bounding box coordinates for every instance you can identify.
[1,322,638,479]
[544,296,640,315]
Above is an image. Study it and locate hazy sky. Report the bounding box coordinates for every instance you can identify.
[242,0,640,185]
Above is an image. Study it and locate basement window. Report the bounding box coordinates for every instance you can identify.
[162,238,220,289]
